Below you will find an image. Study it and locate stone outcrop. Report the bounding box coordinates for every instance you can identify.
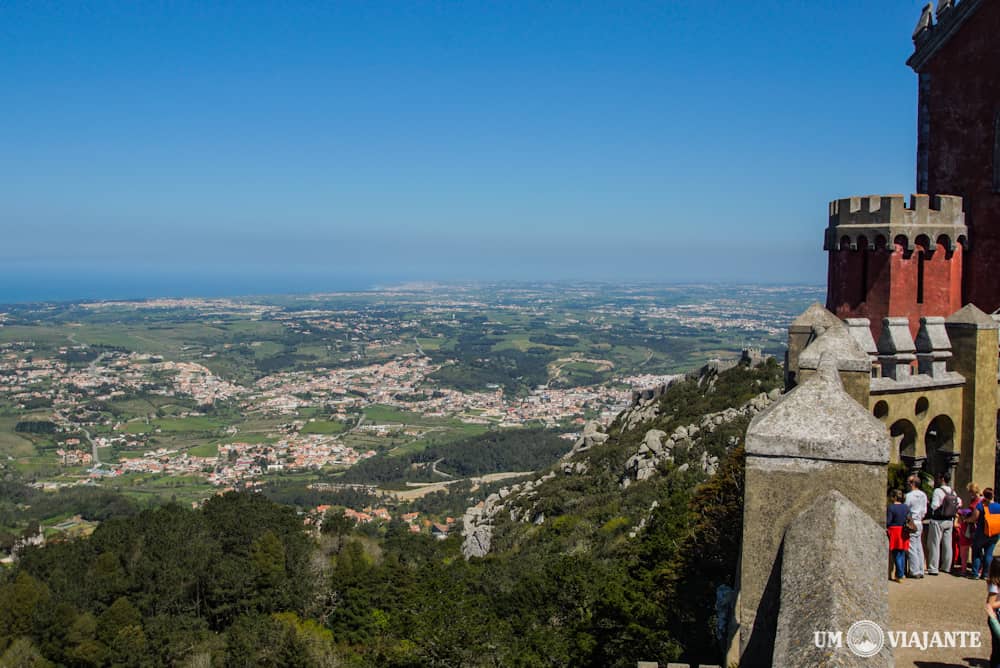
[561,420,609,459]
[461,471,557,559]
[620,391,777,488]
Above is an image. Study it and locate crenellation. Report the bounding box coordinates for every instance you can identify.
[825,193,967,252]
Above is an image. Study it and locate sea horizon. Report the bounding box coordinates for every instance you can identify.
[0,269,824,306]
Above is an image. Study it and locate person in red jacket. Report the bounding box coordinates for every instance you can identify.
[887,489,910,582]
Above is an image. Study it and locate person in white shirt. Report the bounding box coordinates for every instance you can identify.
[905,474,929,578]
[926,471,958,575]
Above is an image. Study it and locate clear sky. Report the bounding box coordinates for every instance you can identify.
[1,1,933,299]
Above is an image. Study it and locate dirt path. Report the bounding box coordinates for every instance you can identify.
[889,571,992,667]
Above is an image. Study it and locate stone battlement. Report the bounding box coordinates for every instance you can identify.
[824,194,967,252]
[907,0,983,71]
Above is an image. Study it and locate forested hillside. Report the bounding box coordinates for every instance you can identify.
[0,359,783,667]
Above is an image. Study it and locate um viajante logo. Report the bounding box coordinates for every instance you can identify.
[814,620,982,657]
[845,620,884,658]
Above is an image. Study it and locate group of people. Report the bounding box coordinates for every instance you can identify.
[888,472,1000,667]
[886,472,1000,582]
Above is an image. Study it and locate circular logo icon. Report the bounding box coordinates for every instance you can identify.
[846,620,885,658]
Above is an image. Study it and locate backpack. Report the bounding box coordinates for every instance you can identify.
[983,503,1000,538]
[934,488,960,520]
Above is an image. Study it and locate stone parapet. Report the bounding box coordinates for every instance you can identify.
[824,194,966,252]
[870,372,964,394]
[908,0,985,71]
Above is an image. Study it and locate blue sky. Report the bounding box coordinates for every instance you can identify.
[0,1,932,297]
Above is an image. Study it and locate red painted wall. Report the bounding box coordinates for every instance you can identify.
[827,241,962,340]
[920,2,1000,311]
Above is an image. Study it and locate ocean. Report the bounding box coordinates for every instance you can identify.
[0,269,397,304]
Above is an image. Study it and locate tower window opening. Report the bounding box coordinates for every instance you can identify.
[917,251,925,304]
[993,111,1000,193]
[860,248,869,305]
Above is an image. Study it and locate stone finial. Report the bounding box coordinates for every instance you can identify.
[915,316,952,377]
[790,302,842,332]
[845,318,878,361]
[936,0,954,19]
[798,322,870,373]
[913,3,934,41]
[746,356,889,464]
[877,317,917,380]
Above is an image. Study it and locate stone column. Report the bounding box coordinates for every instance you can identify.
[946,304,999,492]
[735,357,890,666]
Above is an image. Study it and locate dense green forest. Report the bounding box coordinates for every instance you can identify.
[0,360,782,667]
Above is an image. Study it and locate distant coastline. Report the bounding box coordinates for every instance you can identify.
[0,269,824,305]
[0,270,389,304]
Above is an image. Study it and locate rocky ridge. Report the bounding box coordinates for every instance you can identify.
[620,388,779,487]
[461,360,782,559]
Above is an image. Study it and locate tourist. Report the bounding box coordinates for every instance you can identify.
[985,603,1000,668]
[957,506,974,575]
[959,483,982,575]
[985,559,1000,667]
[971,488,1000,580]
[926,471,959,575]
[886,489,910,582]
[904,474,928,578]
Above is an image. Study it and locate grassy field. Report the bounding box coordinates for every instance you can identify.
[0,416,38,458]
[102,474,216,505]
[187,442,219,457]
[416,337,444,351]
[154,416,225,432]
[123,416,225,435]
[364,405,427,424]
[220,433,275,445]
[300,420,346,435]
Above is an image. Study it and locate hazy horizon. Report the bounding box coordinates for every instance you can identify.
[3,1,930,290]
[0,268,824,304]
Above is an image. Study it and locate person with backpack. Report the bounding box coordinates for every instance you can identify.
[971,487,1000,580]
[927,471,960,575]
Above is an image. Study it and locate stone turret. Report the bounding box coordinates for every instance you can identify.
[825,194,967,340]
[824,194,966,253]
